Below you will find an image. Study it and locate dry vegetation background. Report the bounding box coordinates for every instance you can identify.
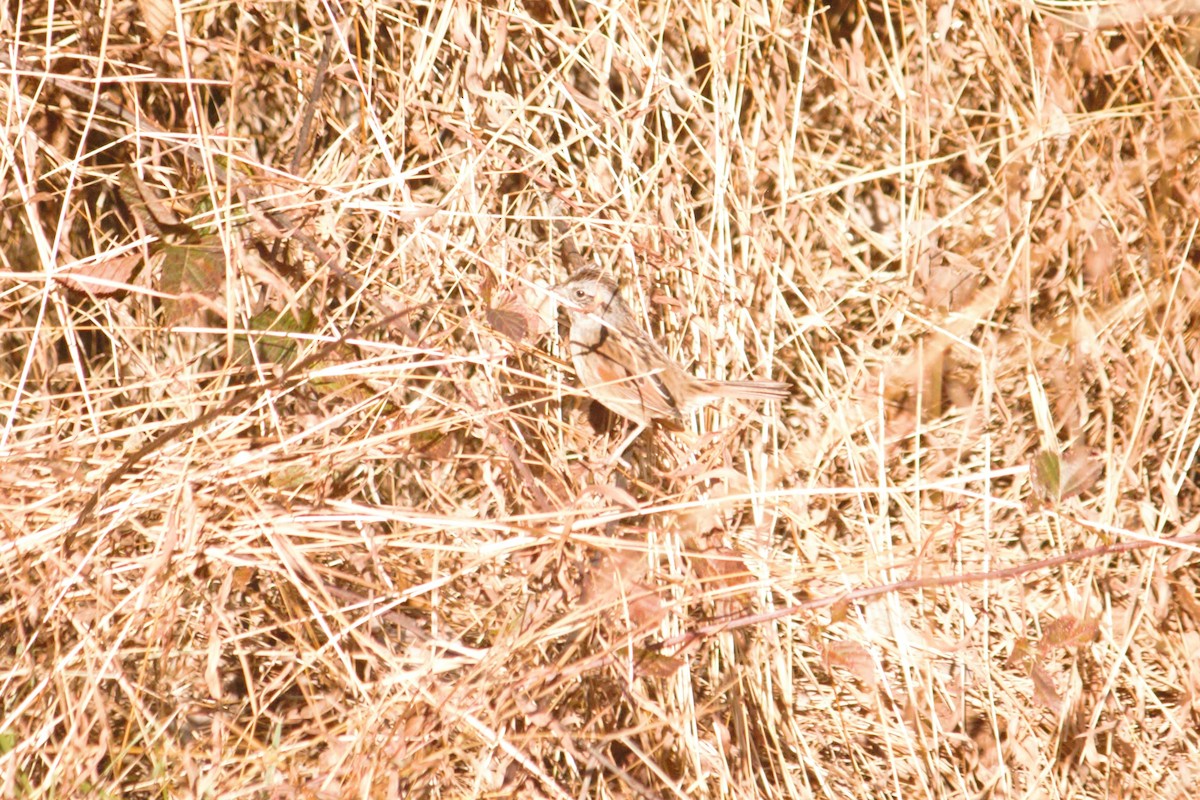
[3,0,1200,797]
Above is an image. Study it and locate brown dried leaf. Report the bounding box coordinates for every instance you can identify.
[822,640,877,688]
[229,566,255,593]
[414,431,457,461]
[1059,447,1104,501]
[634,649,686,679]
[1005,637,1037,672]
[1030,664,1062,713]
[485,306,530,342]
[919,249,980,311]
[691,547,749,590]
[137,0,175,43]
[1171,577,1200,624]
[829,597,851,626]
[57,252,141,296]
[121,166,182,229]
[625,584,667,629]
[479,266,497,303]
[580,551,666,629]
[1040,614,1100,654]
[486,289,549,344]
[1082,226,1119,299]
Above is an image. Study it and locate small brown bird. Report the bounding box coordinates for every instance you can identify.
[553,269,788,442]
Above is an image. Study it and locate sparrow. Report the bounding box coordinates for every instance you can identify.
[553,269,788,436]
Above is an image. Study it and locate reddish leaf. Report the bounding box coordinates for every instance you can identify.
[486,289,548,344]
[485,306,529,342]
[1040,614,1100,654]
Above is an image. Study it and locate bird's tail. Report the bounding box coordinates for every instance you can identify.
[713,379,790,402]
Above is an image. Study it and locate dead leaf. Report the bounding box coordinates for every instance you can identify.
[1005,637,1037,672]
[625,589,667,629]
[486,288,551,344]
[1059,447,1104,500]
[829,597,851,625]
[691,547,750,590]
[137,0,175,43]
[413,430,457,461]
[822,640,877,688]
[1030,664,1062,713]
[580,551,666,629]
[918,249,980,311]
[122,166,182,229]
[1171,577,1200,624]
[485,306,530,342]
[480,266,497,304]
[634,649,686,678]
[57,251,141,295]
[1040,614,1100,654]
[1082,225,1120,303]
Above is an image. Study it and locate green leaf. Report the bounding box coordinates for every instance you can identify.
[1031,449,1061,504]
[234,307,317,366]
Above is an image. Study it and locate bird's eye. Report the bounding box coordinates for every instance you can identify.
[573,288,588,300]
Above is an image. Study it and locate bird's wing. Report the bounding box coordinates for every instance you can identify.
[571,325,683,428]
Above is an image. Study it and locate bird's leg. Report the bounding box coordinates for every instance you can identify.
[607,421,646,467]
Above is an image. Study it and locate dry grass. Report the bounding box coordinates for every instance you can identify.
[3,0,1200,797]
